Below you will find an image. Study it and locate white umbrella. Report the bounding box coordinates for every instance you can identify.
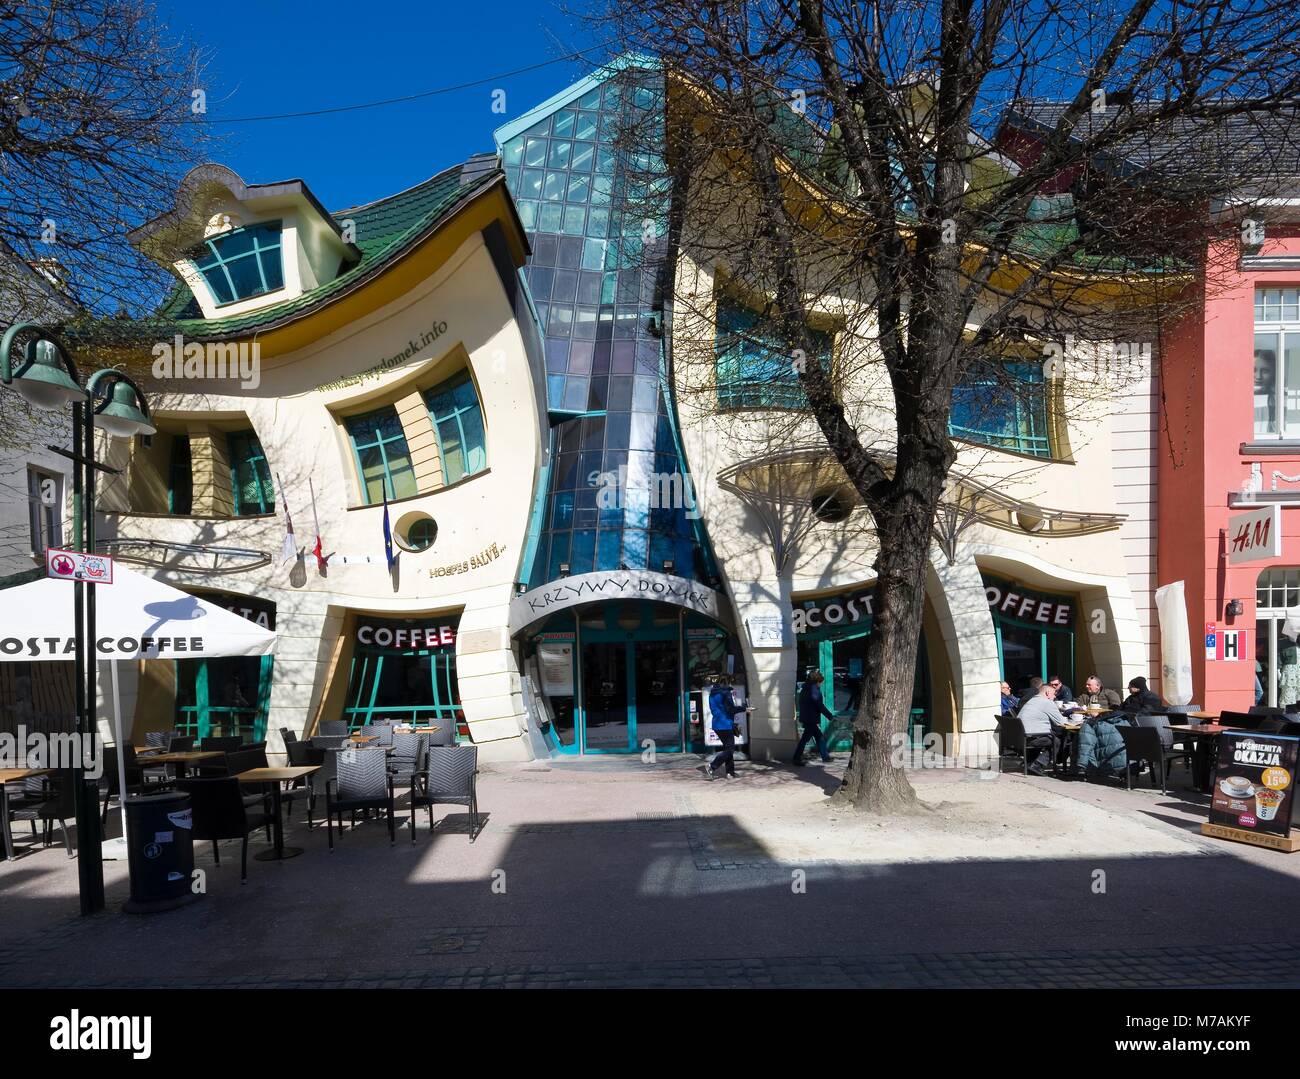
[0,566,277,857]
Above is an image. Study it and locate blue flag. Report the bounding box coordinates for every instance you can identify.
[382,491,394,570]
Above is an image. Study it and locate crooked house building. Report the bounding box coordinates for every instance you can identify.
[6,58,1164,762]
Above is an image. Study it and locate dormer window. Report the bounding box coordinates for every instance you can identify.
[191,221,285,305]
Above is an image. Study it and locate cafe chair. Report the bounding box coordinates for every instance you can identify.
[994,714,1049,775]
[1248,705,1285,716]
[282,741,325,826]
[199,736,243,754]
[311,735,348,751]
[325,748,395,850]
[361,723,395,747]
[279,727,298,747]
[9,769,77,858]
[428,722,456,747]
[1219,710,1263,730]
[319,720,349,737]
[1120,724,1192,795]
[100,745,145,825]
[410,745,481,842]
[387,732,427,789]
[177,777,272,883]
[144,732,170,748]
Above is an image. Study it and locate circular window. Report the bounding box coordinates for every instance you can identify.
[395,512,437,552]
[810,487,853,523]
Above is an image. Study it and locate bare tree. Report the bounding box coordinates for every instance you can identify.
[0,0,210,444]
[597,0,1300,810]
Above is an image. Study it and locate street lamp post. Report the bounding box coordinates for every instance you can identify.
[0,323,153,915]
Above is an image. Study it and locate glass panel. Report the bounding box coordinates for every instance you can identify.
[1256,331,1280,437]
[581,642,630,750]
[633,639,680,749]
[1285,334,1300,437]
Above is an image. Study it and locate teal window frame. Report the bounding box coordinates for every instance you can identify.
[174,655,274,742]
[191,221,285,306]
[715,293,833,409]
[424,371,488,485]
[227,429,274,516]
[950,360,1052,458]
[342,637,465,737]
[345,407,418,505]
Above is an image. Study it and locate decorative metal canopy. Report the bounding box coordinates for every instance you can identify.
[717,445,1127,567]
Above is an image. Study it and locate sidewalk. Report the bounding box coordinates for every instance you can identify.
[1,756,1295,987]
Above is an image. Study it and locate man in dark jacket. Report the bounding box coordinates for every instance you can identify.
[793,670,836,765]
[1047,674,1073,705]
[1121,676,1162,713]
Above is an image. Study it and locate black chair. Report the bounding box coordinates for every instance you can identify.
[319,720,348,737]
[200,736,242,753]
[100,745,145,825]
[311,735,348,751]
[8,769,77,857]
[167,735,195,752]
[1248,705,1285,716]
[994,714,1053,775]
[1120,724,1192,794]
[176,777,272,882]
[388,732,427,789]
[411,745,481,841]
[326,748,395,850]
[282,742,325,825]
[1220,710,1264,730]
[279,727,298,747]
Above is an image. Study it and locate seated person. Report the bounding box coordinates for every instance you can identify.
[1016,682,1065,775]
[1047,674,1073,704]
[999,680,1019,715]
[1074,674,1121,711]
[1017,676,1044,711]
[1120,675,1162,714]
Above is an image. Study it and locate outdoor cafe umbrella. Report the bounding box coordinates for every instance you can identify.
[0,565,277,856]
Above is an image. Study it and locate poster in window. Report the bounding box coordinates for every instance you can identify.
[1209,731,1298,837]
[537,638,574,697]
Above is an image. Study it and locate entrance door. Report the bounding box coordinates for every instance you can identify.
[579,637,682,752]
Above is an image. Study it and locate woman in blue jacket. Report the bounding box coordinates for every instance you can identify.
[793,670,836,765]
[705,676,749,779]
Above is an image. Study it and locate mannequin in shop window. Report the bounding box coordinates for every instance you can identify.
[1279,630,1300,710]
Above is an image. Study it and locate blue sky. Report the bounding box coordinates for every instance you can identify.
[155,0,611,211]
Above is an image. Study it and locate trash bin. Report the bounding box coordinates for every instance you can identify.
[122,790,199,914]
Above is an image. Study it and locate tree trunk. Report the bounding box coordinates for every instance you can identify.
[834,442,952,813]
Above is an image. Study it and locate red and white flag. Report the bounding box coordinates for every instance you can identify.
[276,473,297,563]
[309,477,328,572]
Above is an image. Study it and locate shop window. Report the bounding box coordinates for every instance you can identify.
[345,406,418,504]
[227,429,274,516]
[190,221,285,306]
[175,654,273,742]
[343,617,465,735]
[950,360,1051,457]
[26,466,61,555]
[714,293,834,409]
[1255,567,1300,709]
[1253,288,1300,439]
[424,371,487,485]
[984,574,1075,695]
[168,435,192,515]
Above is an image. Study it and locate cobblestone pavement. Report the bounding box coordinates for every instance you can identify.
[1,759,1296,989]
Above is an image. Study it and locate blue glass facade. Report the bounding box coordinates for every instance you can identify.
[497,66,720,589]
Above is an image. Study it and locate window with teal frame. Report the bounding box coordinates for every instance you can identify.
[345,407,418,504]
[227,429,274,516]
[191,221,284,306]
[715,293,834,409]
[174,655,273,742]
[342,628,465,736]
[950,360,1052,457]
[168,434,192,515]
[424,371,487,485]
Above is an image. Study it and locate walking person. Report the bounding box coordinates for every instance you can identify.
[793,670,836,765]
[704,675,750,779]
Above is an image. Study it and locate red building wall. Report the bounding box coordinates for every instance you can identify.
[1159,226,1300,712]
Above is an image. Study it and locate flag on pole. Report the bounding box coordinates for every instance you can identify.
[382,490,395,570]
[276,473,297,563]
[309,477,327,572]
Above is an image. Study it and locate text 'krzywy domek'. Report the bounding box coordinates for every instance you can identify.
[2,58,1160,762]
